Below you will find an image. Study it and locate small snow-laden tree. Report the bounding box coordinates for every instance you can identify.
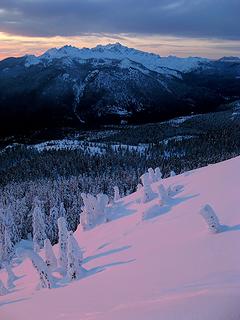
[32,200,46,252]
[3,227,15,264]
[80,193,95,230]
[170,170,176,177]
[0,280,8,295]
[140,172,151,187]
[148,168,156,183]
[67,231,85,281]
[27,250,54,289]
[2,207,20,245]
[137,183,143,192]
[69,231,83,266]
[113,186,120,202]
[81,193,108,229]
[59,202,67,219]
[44,239,57,271]
[96,193,109,223]
[157,184,171,206]
[199,204,222,233]
[140,173,156,203]
[48,205,60,243]
[154,167,162,181]
[57,217,69,274]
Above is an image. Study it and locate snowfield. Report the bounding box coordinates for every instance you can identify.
[1,156,240,320]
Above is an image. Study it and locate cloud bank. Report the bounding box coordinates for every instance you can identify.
[0,0,239,40]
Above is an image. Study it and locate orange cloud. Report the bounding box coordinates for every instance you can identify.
[0,32,240,60]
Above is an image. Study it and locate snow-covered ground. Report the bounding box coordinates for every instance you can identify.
[1,156,240,319]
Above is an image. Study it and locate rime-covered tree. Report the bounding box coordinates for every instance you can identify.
[57,217,68,274]
[113,186,120,202]
[44,238,57,271]
[157,184,170,206]
[67,231,85,281]
[148,168,156,183]
[170,170,176,177]
[81,193,109,230]
[48,205,60,243]
[3,227,15,263]
[96,193,109,222]
[199,204,222,233]
[28,250,54,289]
[59,202,67,219]
[154,167,162,181]
[32,200,46,252]
[140,173,156,203]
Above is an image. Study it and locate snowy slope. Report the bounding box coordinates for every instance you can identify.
[1,156,240,320]
[25,43,209,73]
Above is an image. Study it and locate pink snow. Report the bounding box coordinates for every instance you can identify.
[1,156,240,320]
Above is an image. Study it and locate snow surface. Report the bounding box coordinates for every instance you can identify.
[1,156,240,319]
[26,43,209,73]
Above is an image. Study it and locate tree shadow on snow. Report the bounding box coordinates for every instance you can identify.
[83,245,131,264]
[143,193,199,221]
[220,224,240,233]
[107,201,137,222]
[85,259,136,277]
[0,297,30,308]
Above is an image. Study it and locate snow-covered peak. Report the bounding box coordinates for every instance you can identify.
[38,43,209,73]
[24,54,41,68]
[218,56,240,63]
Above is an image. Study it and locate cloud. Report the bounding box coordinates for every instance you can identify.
[0,0,239,40]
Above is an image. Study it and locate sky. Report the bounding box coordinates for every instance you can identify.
[0,0,240,60]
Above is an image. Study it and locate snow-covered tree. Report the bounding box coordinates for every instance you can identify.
[170,170,176,177]
[81,193,109,230]
[69,231,83,266]
[67,231,85,281]
[0,280,8,295]
[140,173,156,203]
[32,200,46,252]
[113,186,120,202]
[140,172,151,187]
[59,202,67,219]
[28,250,54,289]
[148,168,156,183]
[199,204,222,233]
[96,193,109,221]
[44,238,57,271]
[157,184,171,206]
[80,193,95,230]
[154,167,162,181]
[57,217,68,273]
[48,205,60,243]
[3,227,15,264]
[137,183,143,192]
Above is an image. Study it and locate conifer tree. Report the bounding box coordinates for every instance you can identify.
[57,217,68,273]
[32,201,46,252]
[44,238,57,271]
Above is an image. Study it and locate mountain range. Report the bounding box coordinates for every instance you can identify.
[0,43,240,135]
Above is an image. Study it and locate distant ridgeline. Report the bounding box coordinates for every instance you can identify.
[0,43,240,135]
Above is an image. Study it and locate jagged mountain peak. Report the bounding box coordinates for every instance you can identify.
[34,43,209,73]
